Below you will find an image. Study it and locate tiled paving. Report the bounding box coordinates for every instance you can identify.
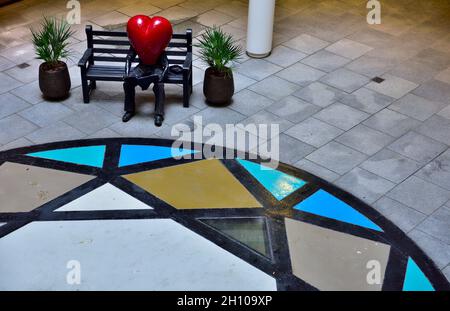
[0,0,449,280]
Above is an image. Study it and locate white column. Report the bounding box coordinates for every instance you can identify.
[246,0,276,58]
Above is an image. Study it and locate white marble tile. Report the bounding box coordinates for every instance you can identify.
[56,183,153,211]
[0,219,277,290]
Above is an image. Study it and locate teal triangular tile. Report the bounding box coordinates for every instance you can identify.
[27,145,106,168]
[236,159,306,200]
[403,257,434,291]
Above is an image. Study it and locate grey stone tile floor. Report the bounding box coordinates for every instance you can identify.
[0,0,449,279]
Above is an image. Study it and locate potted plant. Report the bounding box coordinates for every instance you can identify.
[31,17,74,100]
[196,26,242,106]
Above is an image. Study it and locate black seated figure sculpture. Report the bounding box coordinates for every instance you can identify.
[123,48,169,127]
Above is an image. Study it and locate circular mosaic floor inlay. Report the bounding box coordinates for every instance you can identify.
[0,138,448,291]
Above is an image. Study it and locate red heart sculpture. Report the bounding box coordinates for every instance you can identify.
[127,15,173,65]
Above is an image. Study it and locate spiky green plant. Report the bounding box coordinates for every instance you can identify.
[195,26,242,76]
[31,17,74,68]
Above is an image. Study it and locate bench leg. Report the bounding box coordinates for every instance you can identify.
[81,77,90,104]
[183,81,190,108]
[89,80,97,90]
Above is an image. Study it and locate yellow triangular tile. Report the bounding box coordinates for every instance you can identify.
[123,159,262,209]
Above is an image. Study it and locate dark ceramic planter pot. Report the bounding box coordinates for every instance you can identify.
[203,67,234,106]
[39,61,71,100]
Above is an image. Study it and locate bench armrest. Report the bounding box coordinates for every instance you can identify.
[183,52,192,71]
[78,48,92,67]
[125,48,137,76]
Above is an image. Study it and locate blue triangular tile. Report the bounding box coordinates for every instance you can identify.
[294,190,383,232]
[403,258,434,291]
[236,159,306,200]
[27,146,106,168]
[119,145,198,167]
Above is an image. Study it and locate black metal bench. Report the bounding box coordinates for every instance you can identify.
[78,25,193,107]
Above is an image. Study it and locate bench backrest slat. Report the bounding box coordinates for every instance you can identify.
[166,50,187,56]
[92,39,130,46]
[169,59,185,65]
[92,30,127,37]
[167,42,187,48]
[93,56,128,62]
[91,30,189,39]
[93,48,130,54]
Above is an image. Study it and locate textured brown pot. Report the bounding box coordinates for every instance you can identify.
[203,67,234,106]
[39,61,71,100]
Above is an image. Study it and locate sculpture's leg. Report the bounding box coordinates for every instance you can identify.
[153,82,165,127]
[123,79,136,123]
